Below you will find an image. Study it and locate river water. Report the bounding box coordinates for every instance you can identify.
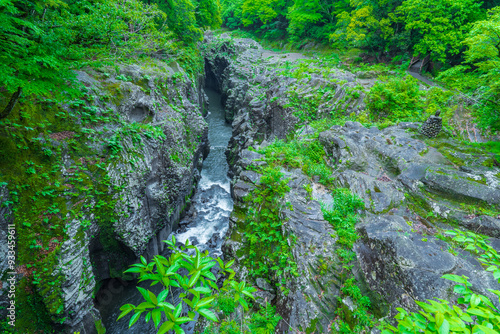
[98,88,233,333]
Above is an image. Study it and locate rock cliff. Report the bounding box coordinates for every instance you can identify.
[0,61,209,333]
[205,33,500,332]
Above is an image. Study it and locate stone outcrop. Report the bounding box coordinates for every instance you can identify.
[206,33,500,332]
[317,120,500,316]
[205,34,365,332]
[3,62,209,333]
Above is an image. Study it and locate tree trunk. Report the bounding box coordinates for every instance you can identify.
[0,87,22,120]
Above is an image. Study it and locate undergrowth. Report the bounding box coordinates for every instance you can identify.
[322,189,376,332]
[256,138,334,186]
[242,167,298,294]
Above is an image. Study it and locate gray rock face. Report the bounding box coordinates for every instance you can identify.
[206,33,500,332]
[319,121,500,316]
[356,214,500,316]
[204,35,364,183]
[224,168,340,333]
[27,63,209,333]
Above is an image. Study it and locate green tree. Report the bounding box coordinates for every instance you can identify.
[220,0,245,28]
[153,0,202,43]
[438,6,500,131]
[332,0,400,51]
[240,0,287,26]
[287,0,338,41]
[395,0,483,63]
[0,0,77,118]
[195,0,222,29]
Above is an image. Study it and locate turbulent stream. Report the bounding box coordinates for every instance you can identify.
[98,88,233,333]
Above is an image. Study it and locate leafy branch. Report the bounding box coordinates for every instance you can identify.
[118,236,256,334]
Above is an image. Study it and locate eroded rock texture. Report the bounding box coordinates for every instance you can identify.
[1,62,209,333]
[206,34,500,332]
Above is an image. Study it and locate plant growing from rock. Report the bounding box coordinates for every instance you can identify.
[242,166,298,293]
[322,188,375,332]
[382,229,500,334]
[117,236,256,334]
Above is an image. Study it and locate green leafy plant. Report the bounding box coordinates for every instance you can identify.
[366,75,424,122]
[242,167,298,293]
[322,188,375,332]
[248,302,281,334]
[118,236,256,334]
[382,229,500,333]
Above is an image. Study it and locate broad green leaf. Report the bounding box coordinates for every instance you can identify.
[124,267,143,273]
[199,308,218,322]
[193,286,212,294]
[174,302,182,318]
[137,287,151,303]
[158,321,174,334]
[117,308,133,321]
[195,296,215,309]
[239,298,249,311]
[201,270,216,281]
[225,259,235,268]
[175,317,193,324]
[467,307,489,317]
[159,302,175,310]
[438,318,450,334]
[136,302,155,310]
[129,312,142,328]
[152,309,161,328]
[173,325,185,334]
[188,270,201,287]
[195,249,201,269]
[442,275,468,284]
[148,290,158,305]
[242,289,255,299]
[435,312,444,328]
[474,324,498,333]
[471,294,481,307]
[158,289,169,302]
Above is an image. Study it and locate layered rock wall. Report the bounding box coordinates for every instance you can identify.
[206,33,500,332]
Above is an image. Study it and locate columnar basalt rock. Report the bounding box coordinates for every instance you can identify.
[206,33,500,332]
[4,62,210,334]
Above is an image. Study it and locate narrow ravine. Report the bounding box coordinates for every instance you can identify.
[97,88,233,333]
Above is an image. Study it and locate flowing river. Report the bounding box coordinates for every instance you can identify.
[98,88,233,333]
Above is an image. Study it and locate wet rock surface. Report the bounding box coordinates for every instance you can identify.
[24,63,209,333]
[318,121,500,316]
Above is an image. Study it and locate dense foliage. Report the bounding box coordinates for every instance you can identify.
[0,0,221,109]
[118,237,256,334]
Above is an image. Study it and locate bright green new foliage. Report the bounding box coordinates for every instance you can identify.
[242,167,298,292]
[118,236,256,334]
[438,7,500,132]
[195,0,223,29]
[396,0,483,62]
[382,229,500,333]
[366,75,423,122]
